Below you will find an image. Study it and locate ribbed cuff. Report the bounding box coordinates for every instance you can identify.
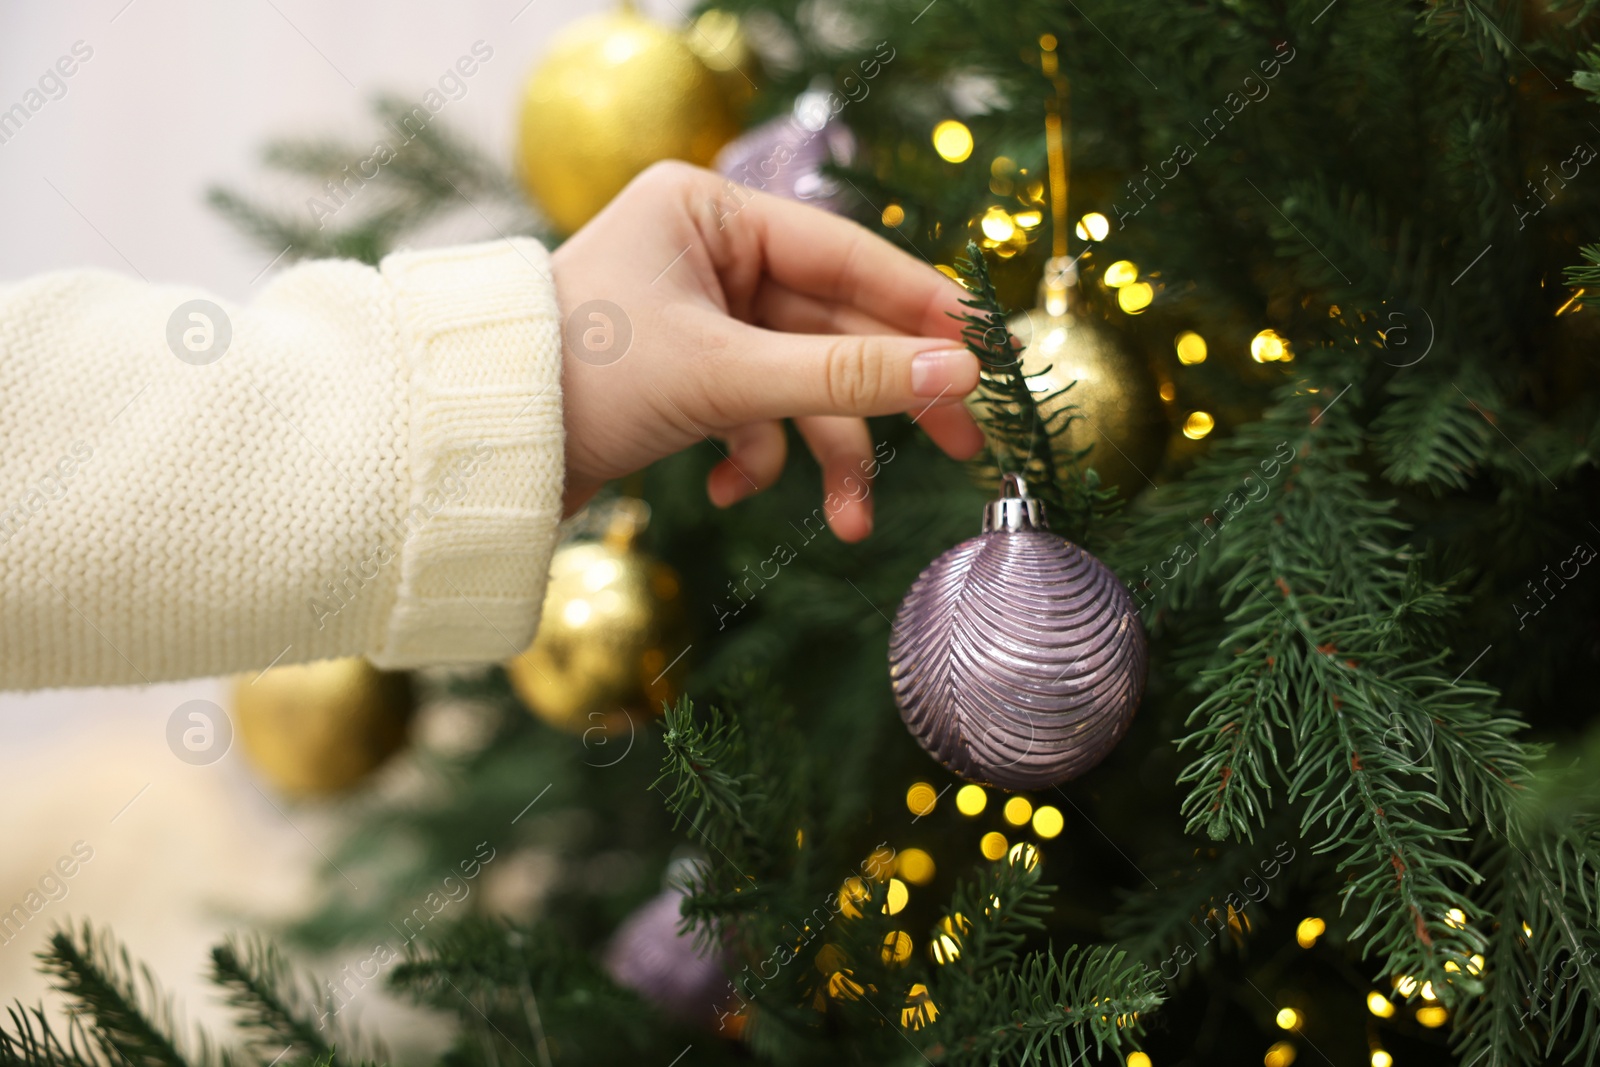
[370,238,564,667]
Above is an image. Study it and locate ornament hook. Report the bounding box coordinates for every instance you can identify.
[983,473,1048,532]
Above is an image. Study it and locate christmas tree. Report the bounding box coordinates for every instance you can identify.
[8,2,1600,1066]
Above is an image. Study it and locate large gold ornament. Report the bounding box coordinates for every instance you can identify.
[233,659,413,798]
[973,258,1168,498]
[507,500,686,733]
[516,8,739,234]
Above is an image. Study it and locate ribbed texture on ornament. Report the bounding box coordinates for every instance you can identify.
[889,530,1147,789]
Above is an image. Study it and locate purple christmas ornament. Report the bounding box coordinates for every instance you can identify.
[604,883,729,1025]
[888,474,1147,790]
[714,89,856,213]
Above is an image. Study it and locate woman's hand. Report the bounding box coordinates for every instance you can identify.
[551,160,984,542]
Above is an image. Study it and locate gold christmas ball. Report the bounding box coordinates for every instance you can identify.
[516,8,739,234]
[973,304,1168,499]
[233,659,413,798]
[507,514,686,733]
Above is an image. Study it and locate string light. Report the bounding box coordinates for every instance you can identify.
[882,878,909,915]
[1182,411,1216,440]
[956,784,988,815]
[905,782,938,817]
[1393,975,1418,997]
[1075,212,1111,241]
[896,848,936,886]
[1118,282,1154,313]
[838,877,869,918]
[1159,381,1177,401]
[1251,329,1292,363]
[1014,210,1044,228]
[1127,1054,1153,1067]
[1003,796,1033,825]
[1007,842,1040,870]
[1469,953,1486,975]
[1263,1040,1297,1067]
[1366,991,1396,1018]
[981,206,1016,241]
[881,930,913,964]
[979,831,1009,860]
[1104,260,1139,287]
[902,983,939,1028]
[932,119,974,163]
[931,914,968,964]
[1444,908,1466,929]
[881,203,906,227]
[1032,805,1065,838]
[1371,1052,1393,1067]
[1420,982,1437,1001]
[1175,331,1208,365]
[1416,1005,1449,1028]
[1296,918,1325,948]
[1275,1008,1301,1030]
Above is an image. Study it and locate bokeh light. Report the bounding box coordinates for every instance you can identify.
[933,120,974,163]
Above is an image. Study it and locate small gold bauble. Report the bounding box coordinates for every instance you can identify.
[507,505,686,733]
[971,268,1168,497]
[233,659,412,798]
[516,8,739,234]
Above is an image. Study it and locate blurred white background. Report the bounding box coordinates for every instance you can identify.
[0,0,676,1036]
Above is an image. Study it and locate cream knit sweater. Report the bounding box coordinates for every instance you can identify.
[0,239,565,690]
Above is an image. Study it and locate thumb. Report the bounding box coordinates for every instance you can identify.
[725,325,980,422]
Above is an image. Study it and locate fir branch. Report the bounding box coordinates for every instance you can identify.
[37,924,218,1067]
[1372,372,1495,492]
[0,1004,105,1067]
[654,696,763,854]
[953,242,1111,537]
[208,939,343,1067]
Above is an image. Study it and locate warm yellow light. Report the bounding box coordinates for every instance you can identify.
[979,831,1009,860]
[1296,917,1325,948]
[1159,381,1177,401]
[981,206,1016,242]
[1251,328,1290,363]
[1522,922,1533,937]
[956,784,988,816]
[1007,842,1039,870]
[1371,1053,1393,1067]
[838,876,869,919]
[1263,1040,1297,1067]
[901,982,939,1028]
[1075,212,1111,241]
[1469,953,1486,975]
[932,120,974,163]
[1014,209,1043,228]
[1032,805,1064,838]
[1366,991,1395,1018]
[1275,1007,1300,1030]
[1118,282,1154,313]
[882,878,909,915]
[1182,411,1216,440]
[1420,981,1436,1001]
[1003,796,1033,825]
[906,782,938,817]
[881,930,913,965]
[1416,1005,1449,1028]
[1444,907,1466,929]
[1175,331,1208,365]
[931,914,968,965]
[827,969,864,1000]
[881,203,906,227]
[1104,260,1139,287]
[896,847,936,886]
[1127,1054,1152,1067]
[1394,975,1418,997]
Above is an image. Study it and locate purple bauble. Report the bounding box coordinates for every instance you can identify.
[714,89,856,213]
[604,884,729,1025]
[889,474,1147,790]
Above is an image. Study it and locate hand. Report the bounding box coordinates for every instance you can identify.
[551,161,984,543]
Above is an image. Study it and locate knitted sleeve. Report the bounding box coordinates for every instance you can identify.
[0,238,565,689]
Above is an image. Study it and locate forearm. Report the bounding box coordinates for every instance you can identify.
[0,239,564,689]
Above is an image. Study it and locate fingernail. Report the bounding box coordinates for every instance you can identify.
[912,348,976,398]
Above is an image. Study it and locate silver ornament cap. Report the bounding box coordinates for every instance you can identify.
[889,474,1148,790]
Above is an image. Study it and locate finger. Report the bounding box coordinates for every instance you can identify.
[718,325,979,423]
[794,416,876,543]
[751,278,903,336]
[913,401,987,461]
[689,171,969,341]
[708,420,787,507]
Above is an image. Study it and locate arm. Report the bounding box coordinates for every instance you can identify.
[0,238,564,689]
